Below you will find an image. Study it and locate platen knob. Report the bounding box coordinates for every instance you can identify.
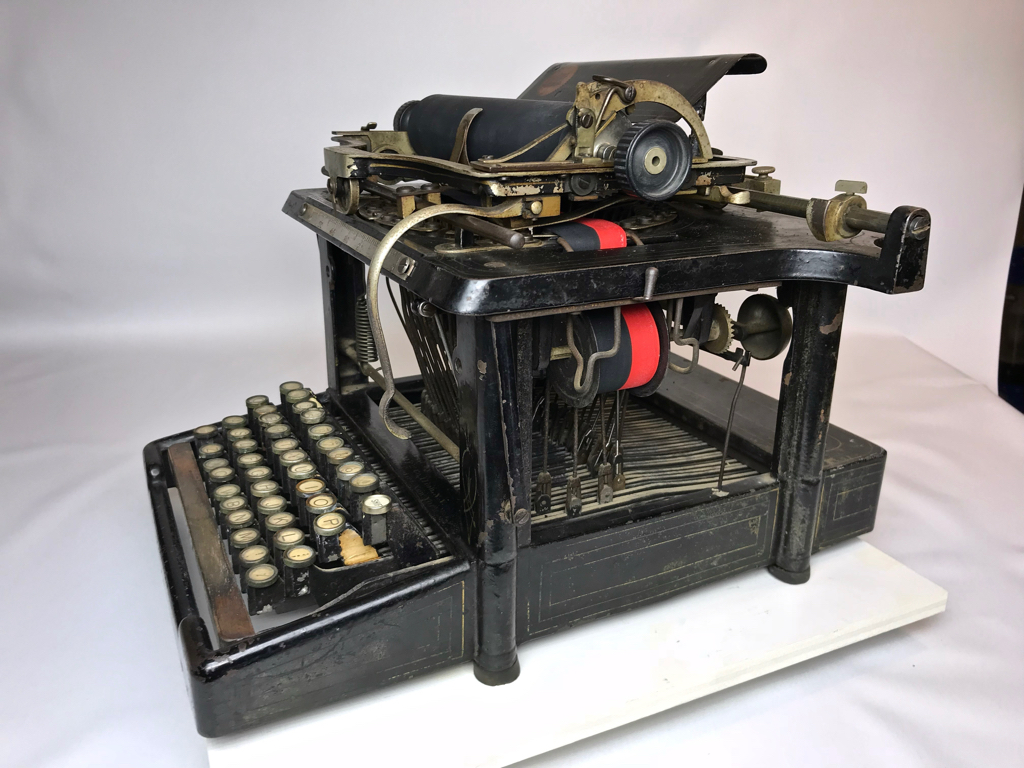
[613,120,692,201]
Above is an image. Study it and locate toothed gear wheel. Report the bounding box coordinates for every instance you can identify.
[613,119,693,201]
[703,303,734,354]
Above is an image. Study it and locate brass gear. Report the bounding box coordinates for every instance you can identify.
[703,303,734,354]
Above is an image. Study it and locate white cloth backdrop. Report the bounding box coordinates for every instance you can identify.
[2,1,1023,766]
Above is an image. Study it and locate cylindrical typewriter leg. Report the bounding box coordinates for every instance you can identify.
[769,281,846,585]
[455,316,524,685]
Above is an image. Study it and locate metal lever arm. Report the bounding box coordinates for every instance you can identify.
[367,199,523,439]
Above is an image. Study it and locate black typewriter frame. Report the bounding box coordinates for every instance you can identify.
[145,190,927,736]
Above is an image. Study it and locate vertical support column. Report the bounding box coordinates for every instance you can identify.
[318,237,366,395]
[769,281,847,585]
[454,315,522,684]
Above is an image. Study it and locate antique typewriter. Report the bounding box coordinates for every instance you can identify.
[144,54,930,736]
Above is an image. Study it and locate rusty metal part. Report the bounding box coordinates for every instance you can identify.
[449,108,483,164]
[807,193,867,242]
[334,178,360,214]
[477,122,571,165]
[167,442,254,643]
[734,187,893,240]
[704,303,734,354]
[444,213,525,249]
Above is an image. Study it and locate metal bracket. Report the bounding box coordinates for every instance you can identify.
[566,306,622,393]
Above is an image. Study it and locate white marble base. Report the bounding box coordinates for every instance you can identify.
[208,539,946,768]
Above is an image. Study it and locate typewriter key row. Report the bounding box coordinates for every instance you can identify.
[191,381,398,615]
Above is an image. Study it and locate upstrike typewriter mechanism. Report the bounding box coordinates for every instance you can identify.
[144,54,930,736]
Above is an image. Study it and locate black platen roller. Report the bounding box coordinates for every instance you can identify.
[394,95,572,162]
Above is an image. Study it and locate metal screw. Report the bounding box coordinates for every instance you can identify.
[300,204,308,216]
[513,508,530,525]
[907,214,930,240]
[397,256,413,275]
[752,166,775,178]
[529,200,543,215]
[578,110,594,129]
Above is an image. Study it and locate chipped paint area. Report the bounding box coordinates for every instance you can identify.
[819,308,844,334]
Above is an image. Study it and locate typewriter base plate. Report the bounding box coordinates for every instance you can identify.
[208,539,945,768]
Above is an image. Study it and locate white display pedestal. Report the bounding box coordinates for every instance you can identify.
[208,539,946,768]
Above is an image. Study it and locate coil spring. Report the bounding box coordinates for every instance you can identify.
[355,294,378,364]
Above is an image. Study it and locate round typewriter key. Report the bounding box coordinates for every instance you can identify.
[285,388,313,416]
[349,472,380,523]
[273,527,305,568]
[208,468,238,499]
[295,478,327,526]
[314,436,344,472]
[229,527,262,571]
[361,493,392,547]
[222,415,248,432]
[238,543,271,591]
[207,465,236,492]
[295,477,326,500]
[239,543,270,569]
[316,436,344,457]
[225,427,253,444]
[243,464,273,493]
[279,380,304,402]
[236,451,265,473]
[201,456,230,478]
[256,495,288,534]
[285,388,313,406]
[287,461,318,482]
[250,405,276,436]
[282,544,315,597]
[230,526,261,550]
[262,416,288,437]
[253,403,277,419]
[300,408,326,426]
[306,493,339,529]
[251,479,282,500]
[194,424,219,443]
[335,460,365,509]
[271,437,300,456]
[306,423,334,451]
[287,461,319,505]
[226,508,255,532]
[232,438,260,459]
[313,511,346,565]
[217,494,249,534]
[265,511,297,538]
[197,442,226,462]
[211,483,242,514]
[280,450,309,486]
[293,399,316,416]
[327,446,354,467]
[244,563,282,614]
[209,466,237,483]
[269,434,297,471]
[218,494,249,514]
[245,394,270,415]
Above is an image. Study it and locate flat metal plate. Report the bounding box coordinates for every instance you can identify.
[285,188,919,317]
[167,442,254,644]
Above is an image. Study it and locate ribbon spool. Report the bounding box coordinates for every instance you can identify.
[550,303,669,407]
